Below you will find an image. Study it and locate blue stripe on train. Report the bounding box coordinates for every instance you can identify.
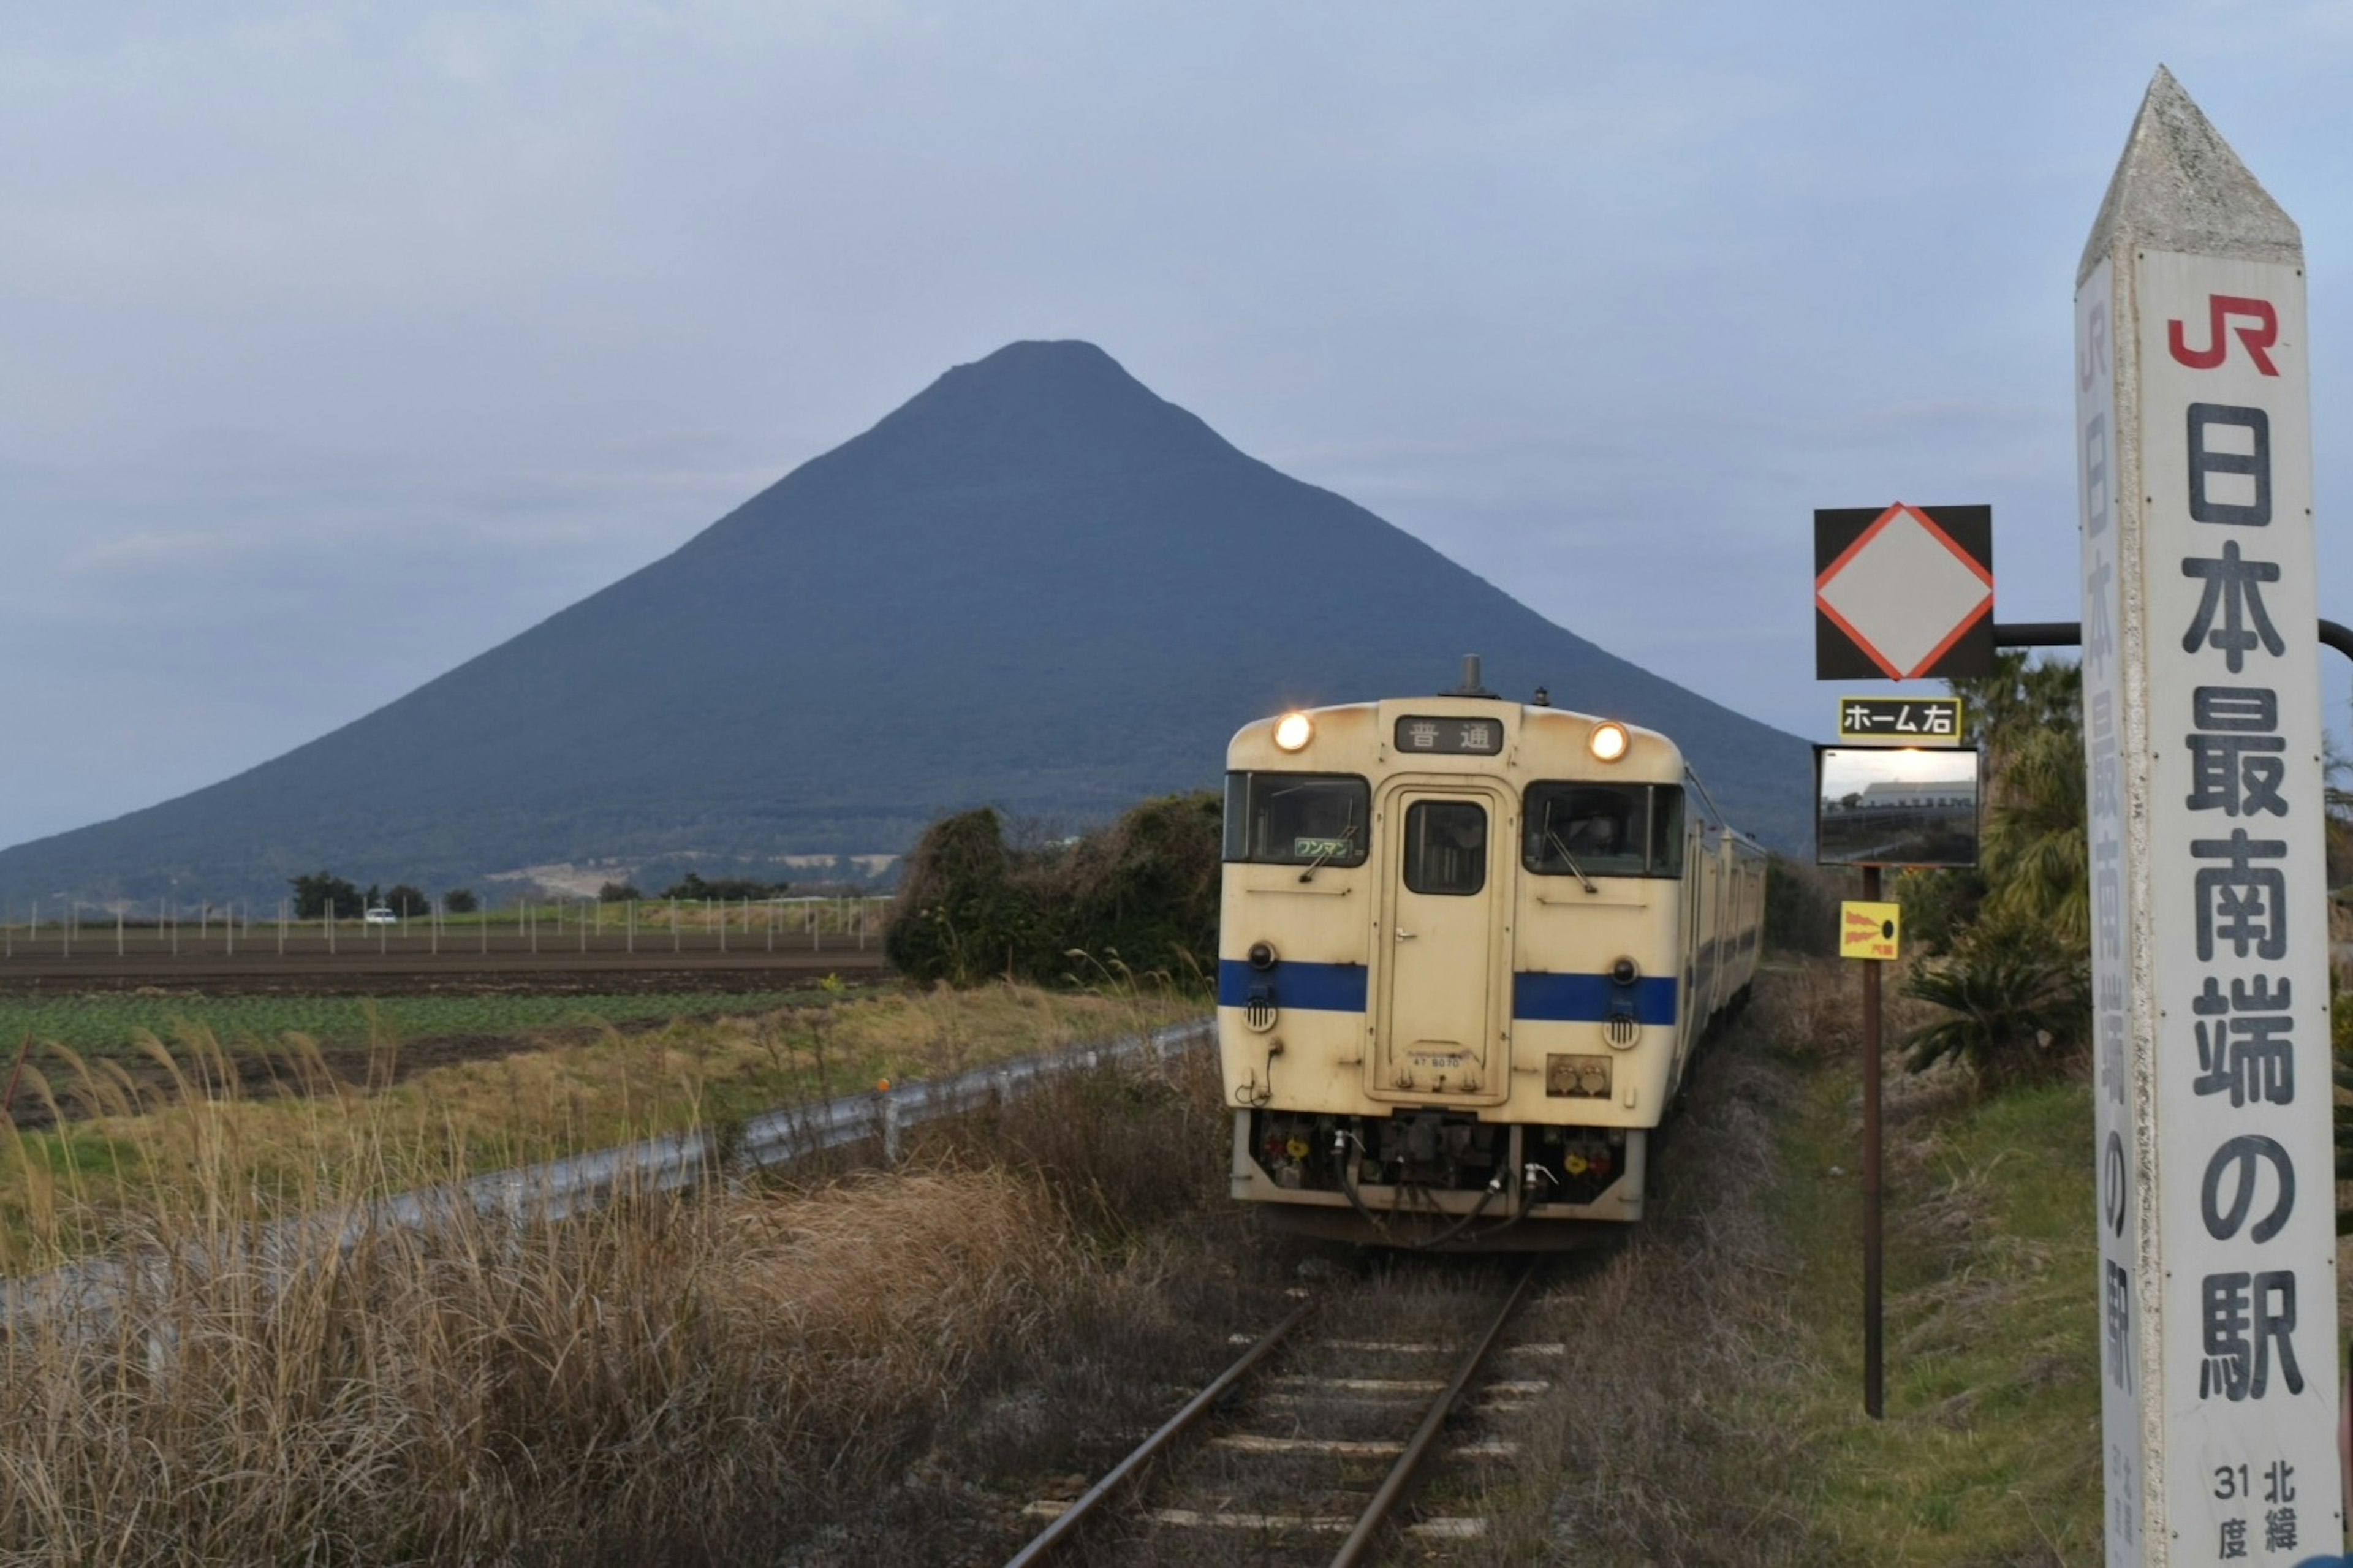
[1219,960,1678,1026]
[1218,958,1370,1011]
[1511,971,1680,1026]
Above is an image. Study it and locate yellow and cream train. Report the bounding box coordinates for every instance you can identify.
[1219,659,1767,1247]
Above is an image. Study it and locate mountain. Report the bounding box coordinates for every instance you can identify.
[0,342,1813,904]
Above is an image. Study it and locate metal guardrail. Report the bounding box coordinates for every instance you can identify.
[463,1015,1214,1222]
[2,1016,1216,1327]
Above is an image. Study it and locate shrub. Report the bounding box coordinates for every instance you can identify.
[1762,855,1841,956]
[599,881,646,903]
[442,888,480,915]
[289,871,362,919]
[888,793,1220,988]
[1901,914,2090,1089]
[663,872,789,900]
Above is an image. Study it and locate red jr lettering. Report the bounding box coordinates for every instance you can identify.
[2169,294,2279,376]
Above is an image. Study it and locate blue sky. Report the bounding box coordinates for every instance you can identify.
[2,2,2348,850]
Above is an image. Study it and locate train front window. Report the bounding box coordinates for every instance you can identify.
[1524,783,1655,878]
[1403,800,1487,895]
[1224,772,1371,867]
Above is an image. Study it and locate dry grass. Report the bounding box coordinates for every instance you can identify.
[0,983,1196,1262]
[0,980,1230,1564]
[0,1150,1075,1564]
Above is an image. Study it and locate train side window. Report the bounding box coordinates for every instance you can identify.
[1523,783,1650,878]
[1650,786,1686,876]
[1223,772,1371,867]
[1403,800,1487,895]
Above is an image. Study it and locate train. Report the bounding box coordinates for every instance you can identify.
[1218,657,1767,1248]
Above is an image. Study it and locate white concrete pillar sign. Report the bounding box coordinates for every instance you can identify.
[2078,68,2342,1565]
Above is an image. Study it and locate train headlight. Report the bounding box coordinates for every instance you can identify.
[1247,941,1279,971]
[1273,712,1314,752]
[1610,956,1640,987]
[1588,721,1629,762]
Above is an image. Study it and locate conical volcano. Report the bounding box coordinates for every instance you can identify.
[0,341,1813,901]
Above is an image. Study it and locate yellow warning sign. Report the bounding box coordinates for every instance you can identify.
[1840,900,1901,961]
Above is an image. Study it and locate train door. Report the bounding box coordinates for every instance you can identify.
[1371,786,1506,1100]
[1677,793,1706,1066]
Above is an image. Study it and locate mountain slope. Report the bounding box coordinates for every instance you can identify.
[0,342,1813,902]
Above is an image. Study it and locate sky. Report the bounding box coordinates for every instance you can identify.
[2,1,2350,851]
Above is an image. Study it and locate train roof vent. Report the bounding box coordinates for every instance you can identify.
[1446,654,1499,699]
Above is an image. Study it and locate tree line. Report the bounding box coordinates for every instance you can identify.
[286,871,794,918]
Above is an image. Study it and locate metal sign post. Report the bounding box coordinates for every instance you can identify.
[1814,738,1983,1420]
[2078,67,2341,1564]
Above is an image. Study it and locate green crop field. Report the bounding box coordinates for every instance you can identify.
[0,990,820,1058]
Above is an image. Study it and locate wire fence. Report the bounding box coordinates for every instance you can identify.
[0,895,898,963]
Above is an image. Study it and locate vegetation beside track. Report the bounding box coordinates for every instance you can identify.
[0,987,821,1060]
[0,982,1197,1265]
[0,974,1238,1567]
[1453,958,2105,1566]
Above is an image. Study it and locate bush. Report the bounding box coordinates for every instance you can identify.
[598,882,645,903]
[289,871,363,920]
[442,888,480,915]
[384,884,431,918]
[1901,914,2090,1089]
[662,873,788,900]
[1762,855,1841,956]
[888,793,1220,988]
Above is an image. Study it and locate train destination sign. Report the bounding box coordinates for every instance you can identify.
[2077,70,2341,1562]
[1393,715,1502,756]
[1814,503,1995,681]
[1836,695,1964,746]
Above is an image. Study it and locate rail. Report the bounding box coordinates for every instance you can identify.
[1002,1297,1317,1568]
[1004,1257,1542,1563]
[1329,1259,1539,1567]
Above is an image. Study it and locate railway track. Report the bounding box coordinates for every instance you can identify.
[1006,1260,1544,1566]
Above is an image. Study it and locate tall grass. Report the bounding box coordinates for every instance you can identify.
[0,1031,1119,1563]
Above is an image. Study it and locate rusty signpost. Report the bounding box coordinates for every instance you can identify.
[1815,498,1995,1421]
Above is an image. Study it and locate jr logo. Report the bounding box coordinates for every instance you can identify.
[2169,294,2280,376]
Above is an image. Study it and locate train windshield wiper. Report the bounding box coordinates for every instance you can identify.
[1298,823,1357,884]
[1543,803,1597,893]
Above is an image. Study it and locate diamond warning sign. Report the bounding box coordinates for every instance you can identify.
[1814,504,1994,680]
[1840,900,1901,961]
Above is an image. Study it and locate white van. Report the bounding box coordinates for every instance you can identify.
[362,906,398,925]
